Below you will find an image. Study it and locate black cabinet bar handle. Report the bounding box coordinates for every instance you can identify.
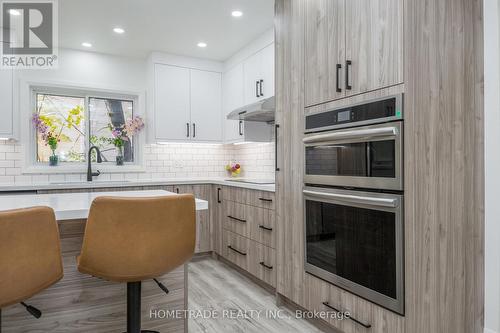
[345,60,352,90]
[322,302,371,328]
[217,188,221,203]
[259,225,273,231]
[275,124,280,171]
[186,123,190,137]
[227,215,247,223]
[259,79,264,97]
[176,188,179,194]
[239,120,243,136]
[192,123,196,138]
[256,81,260,97]
[228,245,247,256]
[259,262,273,270]
[336,64,342,92]
[259,198,273,202]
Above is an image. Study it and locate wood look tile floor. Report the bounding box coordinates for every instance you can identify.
[188,258,326,333]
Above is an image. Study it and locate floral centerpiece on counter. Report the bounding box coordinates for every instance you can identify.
[32,107,83,166]
[225,162,241,177]
[108,116,144,165]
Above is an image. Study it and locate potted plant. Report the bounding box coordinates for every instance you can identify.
[108,116,144,166]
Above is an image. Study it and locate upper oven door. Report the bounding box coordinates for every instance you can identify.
[303,121,403,191]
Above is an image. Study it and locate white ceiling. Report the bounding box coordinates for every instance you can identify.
[59,0,275,61]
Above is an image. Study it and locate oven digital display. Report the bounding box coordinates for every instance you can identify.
[337,110,350,122]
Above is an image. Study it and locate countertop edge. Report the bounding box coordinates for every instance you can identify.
[0,178,276,193]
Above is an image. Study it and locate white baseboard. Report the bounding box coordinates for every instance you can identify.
[485,328,499,333]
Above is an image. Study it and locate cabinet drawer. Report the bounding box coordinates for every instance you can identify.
[223,201,251,238]
[305,274,404,332]
[249,242,276,288]
[222,230,250,270]
[222,186,275,210]
[223,200,276,248]
[249,207,275,248]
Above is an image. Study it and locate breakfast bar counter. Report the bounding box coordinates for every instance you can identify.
[0,189,209,220]
[1,190,207,333]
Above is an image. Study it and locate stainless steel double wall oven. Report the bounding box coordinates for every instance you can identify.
[303,94,405,315]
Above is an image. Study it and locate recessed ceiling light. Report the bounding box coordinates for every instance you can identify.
[231,10,243,17]
[113,27,125,34]
[9,9,21,16]
[81,42,92,48]
[197,42,207,48]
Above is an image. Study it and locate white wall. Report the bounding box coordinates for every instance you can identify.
[223,28,274,72]
[18,48,147,91]
[484,0,500,332]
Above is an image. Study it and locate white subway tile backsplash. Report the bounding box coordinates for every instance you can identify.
[0,141,275,185]
[0,176,15,183]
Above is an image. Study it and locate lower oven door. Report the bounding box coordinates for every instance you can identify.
[303,186,404,314]
[303,121,403,191]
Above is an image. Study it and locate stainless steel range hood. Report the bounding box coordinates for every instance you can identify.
[227,96,275,123]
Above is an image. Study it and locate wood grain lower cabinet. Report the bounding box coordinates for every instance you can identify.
[248,242,276,287]
[218,186,276,288]
[173,184,212,253]
[222,229,277,288]
[305,274,404,332]
[221,186,275,210]
[222,229,250,270]
[223,200,276,249]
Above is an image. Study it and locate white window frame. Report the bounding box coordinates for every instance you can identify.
[22,82,146,174]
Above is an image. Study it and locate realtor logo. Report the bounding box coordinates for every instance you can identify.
[1,0,58,68]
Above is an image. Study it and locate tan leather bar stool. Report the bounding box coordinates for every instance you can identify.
[77,195,196,333]
[0,207,63,331]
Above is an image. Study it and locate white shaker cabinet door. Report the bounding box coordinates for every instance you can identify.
[154,64,191,141]
[0,59,13,137]
[223,64,245,143]
[259,43,275,100]
[243,51,262,106]
[190,69,222,142]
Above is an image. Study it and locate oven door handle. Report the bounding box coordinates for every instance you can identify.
[303,126,398,144]
[303,189,398,208]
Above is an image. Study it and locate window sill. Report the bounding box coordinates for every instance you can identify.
[22,164,146,174]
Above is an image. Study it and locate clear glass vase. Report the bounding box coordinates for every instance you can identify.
[49,150,58,166]
[116,146,124,166]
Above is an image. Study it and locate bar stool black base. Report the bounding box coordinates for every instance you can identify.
[125,282,159,333]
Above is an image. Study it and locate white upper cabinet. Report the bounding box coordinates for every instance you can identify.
[190,69,222,142]
[260,43,275,99]
[154,64,191,141]
[0,42,14,138]
[243,50,263,105]
[243,43,275,105]
[223,63,245,142]
[153,61,223,143]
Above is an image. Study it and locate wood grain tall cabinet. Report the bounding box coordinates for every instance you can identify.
[304,0,403,107]
[275,0,484,332]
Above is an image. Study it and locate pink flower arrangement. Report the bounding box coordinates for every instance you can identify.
[108,116,144,148]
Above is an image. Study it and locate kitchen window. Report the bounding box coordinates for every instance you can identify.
[32,88,141,166]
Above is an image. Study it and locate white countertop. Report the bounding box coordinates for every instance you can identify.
[0,178,276,193]
[0,190,208,220]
